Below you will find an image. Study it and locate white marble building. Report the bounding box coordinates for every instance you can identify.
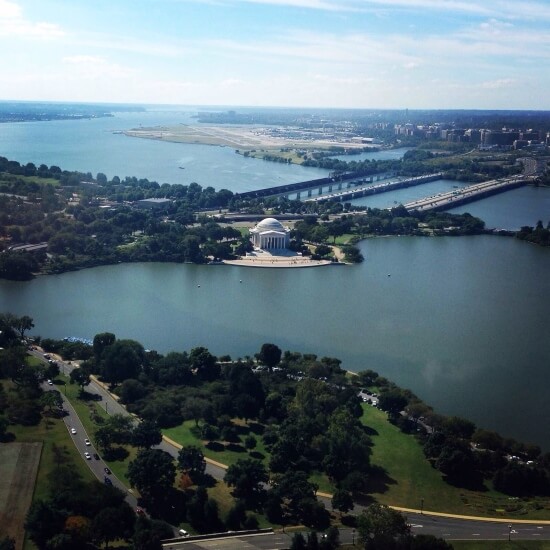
[249,218,291,251]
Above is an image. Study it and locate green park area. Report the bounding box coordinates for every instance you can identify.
[360,404,550,519]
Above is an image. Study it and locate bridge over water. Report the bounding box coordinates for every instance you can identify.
[234,170,389,200]
[404,175,533,213]
[304,173,444,203]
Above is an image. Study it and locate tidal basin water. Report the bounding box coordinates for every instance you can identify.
[1,236,549,449]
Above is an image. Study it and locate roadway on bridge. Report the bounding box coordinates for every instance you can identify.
[405,175,533,212]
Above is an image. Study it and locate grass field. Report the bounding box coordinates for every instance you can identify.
[164,420,270,469]
[0,443,41,549]
[7,406,96,550]
[361,404,550,519]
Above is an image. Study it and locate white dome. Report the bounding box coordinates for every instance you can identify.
[256,217,285,231]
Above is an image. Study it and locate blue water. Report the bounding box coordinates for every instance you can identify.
[0,108,329,192]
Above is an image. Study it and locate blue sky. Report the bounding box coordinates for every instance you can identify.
[1,0,548,109]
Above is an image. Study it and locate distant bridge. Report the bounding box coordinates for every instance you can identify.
[304,173,444,203]
[234,170,388,200]
[404,175,533,213]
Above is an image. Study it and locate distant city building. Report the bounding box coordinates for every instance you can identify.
[250,218,290,251]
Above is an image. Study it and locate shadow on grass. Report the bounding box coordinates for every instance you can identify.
[195,473,216,488]
[205,441,225,452]
[443,474,487,492]
[78,390,102,402]
[249,451,265,460]
[362,424,379,437]
[248,422,265,435]
[103,446,129,461]
[363,464,397,495]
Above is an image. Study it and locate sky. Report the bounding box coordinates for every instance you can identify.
[0,0,549,110]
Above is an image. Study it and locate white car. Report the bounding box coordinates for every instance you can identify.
[178,529,189,537]
[84,452,91,460]
[47,379,53,385]
[71,428,77,434]
[84,438,91,446]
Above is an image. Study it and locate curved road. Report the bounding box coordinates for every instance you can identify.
[36,350,550,542]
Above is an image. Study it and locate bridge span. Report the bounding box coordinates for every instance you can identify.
[404,175,533,213]
[234,170,390,200]
[304,173,444,203]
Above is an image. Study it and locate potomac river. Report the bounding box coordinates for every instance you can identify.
[1,106,550,449]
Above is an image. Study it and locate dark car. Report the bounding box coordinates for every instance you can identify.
[104,476,112,485]
[93,453,100,460]
[104,467,111,475]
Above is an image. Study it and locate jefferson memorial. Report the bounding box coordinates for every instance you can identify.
[249,218,291,251]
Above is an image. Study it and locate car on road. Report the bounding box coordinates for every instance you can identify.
[136,507,145,515]
[178,529,189,537]
[84,438,91,446]
[70,428,77,434]
[47,379,53,385]
[104,467,111,475]
[93,453,100,460]
[84,452,91,460]
[104,476,112,485]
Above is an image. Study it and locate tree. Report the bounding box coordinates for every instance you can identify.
[0,537,15,550]
[119,378,147,404]
[69,368,90,395]
[290,532,307,550]
[132,420,162,449]
[189,347,219,381]
[128,449,176,499]
[331,488,354,516]
[322,408,371,482]
[92,504,135,548]
[93,332,116,361]
[357,504,411,549]
[377,389,408,419]
[224,458,268,506]
[133,516,174,550]
[257,343,282,370]
[101,339,145,384]
[13,315,34,338]
[40,390,63,414]
[271,470,318,522]
[25,499,66,548]
[177,445,206,481]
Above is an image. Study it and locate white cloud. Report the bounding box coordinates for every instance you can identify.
[0,0,20,18]
[0,0,64,39]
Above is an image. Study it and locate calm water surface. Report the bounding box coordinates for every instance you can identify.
[0,109,329,191]
[1,236,549,449]
[2,112,550,448]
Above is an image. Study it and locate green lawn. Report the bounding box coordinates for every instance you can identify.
[9,415,96,504]
[361,404,550,519]
[164,420,272,469]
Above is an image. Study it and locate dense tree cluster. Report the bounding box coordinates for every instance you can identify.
[24,445,173,549]
[516,220,550,246]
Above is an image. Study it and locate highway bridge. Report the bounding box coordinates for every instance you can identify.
[234,170,387,200]
[404,175,534,213]
[304,173,444,203]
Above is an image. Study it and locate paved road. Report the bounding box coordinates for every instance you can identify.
[34,349,550,543]
[41,379,139,511]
